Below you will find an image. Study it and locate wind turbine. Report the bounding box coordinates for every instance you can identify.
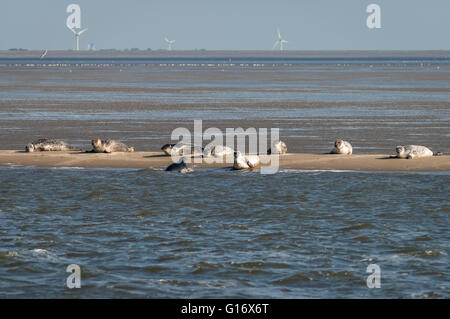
[40,49,48,59]
[67,26,88,51]
[164,37,175,51]
[272,27,288,51]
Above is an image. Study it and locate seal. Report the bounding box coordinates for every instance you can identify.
[267,140,287,155]
[203,145,234,157]
[161,143,176,156]
[165,158,194,173]
[395,145,439,159]
[161,143,203,156]
[232,151,261,170]
[91,139,134,153]
[330,139,353,155]
[25,138,81,152]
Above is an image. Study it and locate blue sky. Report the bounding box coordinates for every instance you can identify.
[1,0,449,50]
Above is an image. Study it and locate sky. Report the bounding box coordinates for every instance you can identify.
[0,0,449,50]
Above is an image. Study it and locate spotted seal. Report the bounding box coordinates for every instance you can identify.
[330,139,353,155]
[232,151,261,170]
[203,145,234,157]
[395,145,442,159]
[267,140,287,155]
[25,139,81,152]
[91,139,134,153]
[165,158,194,173]
[161,143,203,156]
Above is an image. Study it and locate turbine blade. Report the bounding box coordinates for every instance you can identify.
[272,40,280,50]
[40,49,48,59]
[165,37,170,43]
[78,28,88,35]
[277,27,281,39]
[67,25,77,34]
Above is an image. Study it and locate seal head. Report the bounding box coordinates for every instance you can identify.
[91,139,134,153]
[330,139,352,155]
[165,158,194,173]
[267,140,287,155]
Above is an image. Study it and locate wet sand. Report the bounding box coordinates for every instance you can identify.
[1,53,448,156]
[1,99,448,155]
[0,151,448,171]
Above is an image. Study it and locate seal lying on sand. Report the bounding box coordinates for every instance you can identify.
[161,144,176,156]
[165,158,194,173]
[330,139,353,155]
[25,139,81,152]
[91,139,134,153]
[395,145,442,159]
[233,151,261,170]
[267,140,287,155]
[161,143,203,156]
[203,145,234,157]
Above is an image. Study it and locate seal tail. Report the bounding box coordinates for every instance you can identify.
[433,152,444,156]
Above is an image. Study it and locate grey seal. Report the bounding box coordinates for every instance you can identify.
[161,143,203,156]
[267,140,287,155]
[203,145,234,157]
[165,158,194,173]
[330,139,353,155]
[395,145,441,159]
[233,151,261,170]
[25,139,81,152]
[91,139,134,153]
[161,143,176,156]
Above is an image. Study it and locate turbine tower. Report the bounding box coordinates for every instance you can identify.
[164,37,175,51]
[272,27,288,51]
[67,26,88,51]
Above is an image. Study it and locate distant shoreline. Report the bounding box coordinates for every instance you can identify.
[1,50,450,63]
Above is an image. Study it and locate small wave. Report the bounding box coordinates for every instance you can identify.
[142,266,170,273]
[278,169,450,176]
[271,273,313,285]
[31,248,49,254]
[49,166,85,170]
[279,169,356,174]
[339,223,373,232]
[191,262,221,274]
[351,236,373,242]
[154,279,191,287]
[0,251,20,258]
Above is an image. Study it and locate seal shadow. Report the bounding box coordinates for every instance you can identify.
[15,150,87,154]
[145,154,169,158]
[377,155,399,160]
[145,154,201,159]
[72,150,100,155]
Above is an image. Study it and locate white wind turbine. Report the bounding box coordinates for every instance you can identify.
[164,37,175,51]
[40,49,48,59]
[272,27,288,51]
[67,26,88,51]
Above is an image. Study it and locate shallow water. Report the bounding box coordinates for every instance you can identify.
[0,167,448,298]
[1,59,449,154]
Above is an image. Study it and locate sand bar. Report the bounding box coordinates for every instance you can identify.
[0,151,449,171]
